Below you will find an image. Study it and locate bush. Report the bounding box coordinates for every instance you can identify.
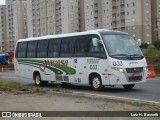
[0,80,22,89]
[153,40,160,49]
[140,43,149,49]
[144,49,160,57]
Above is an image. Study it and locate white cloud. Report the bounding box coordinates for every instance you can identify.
[0,0,5,5]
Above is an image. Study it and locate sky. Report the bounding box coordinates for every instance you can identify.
[0,0,5,5]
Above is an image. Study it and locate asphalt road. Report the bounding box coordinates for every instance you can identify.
[0,71,160,103]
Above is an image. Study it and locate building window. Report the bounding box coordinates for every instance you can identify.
[133,10,135,14]
[126,4,129,7]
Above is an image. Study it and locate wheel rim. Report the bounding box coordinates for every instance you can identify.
[35,75,41,85]
[92,77,100,89]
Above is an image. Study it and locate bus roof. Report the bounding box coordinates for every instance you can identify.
[17,29,128,42]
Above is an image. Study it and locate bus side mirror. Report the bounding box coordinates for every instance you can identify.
[92,38,98,46]
[136,39,142,46]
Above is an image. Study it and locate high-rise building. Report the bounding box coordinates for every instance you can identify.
[1,0,155,52]
[61,0,79,33]
[151,0,160,42]
[6,0,27,52]
[39,0,56,36]
[27,0,40,37]
[112,0,125,31]
[83,0,112,30]
[125,0,152,44]
[28,0,79,36]
[0,5,7,53]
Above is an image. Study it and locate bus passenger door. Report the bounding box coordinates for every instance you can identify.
[74,58,87,84]
[73,36,90,84]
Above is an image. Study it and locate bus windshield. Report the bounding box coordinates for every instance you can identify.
[101,34,144,60]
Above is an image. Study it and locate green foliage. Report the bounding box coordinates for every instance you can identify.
[140,43,149,49]
[0,80,22,89]
[153,40,160,49]
[144,49,160,57]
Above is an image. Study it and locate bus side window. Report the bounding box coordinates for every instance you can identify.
[88,35,107,59]
[60,38,74,57]
[48,39,61,58]
[74,37,90,57]
[17,42,27,58]
[27,41,37,58]
[37,40,48,58]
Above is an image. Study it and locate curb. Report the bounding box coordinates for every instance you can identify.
[48,90,160,107]
[2,85,160,107]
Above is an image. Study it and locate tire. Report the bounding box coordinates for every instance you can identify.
[34,73,48,86]
[91,74,103,91]
[123,84,135,90]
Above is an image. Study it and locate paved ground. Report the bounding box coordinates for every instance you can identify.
[0,71,160,103]
[0,91,160,120]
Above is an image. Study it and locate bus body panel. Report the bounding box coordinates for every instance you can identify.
[73,58,87,84]
[86,58,110,85]
[107,58,147,85]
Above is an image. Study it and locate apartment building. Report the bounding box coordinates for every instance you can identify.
[39,0,56,36]
[2,0,155,52]
[83,0,152,44]
[112,0,125,31]
[151,0,160,42]
[83,0,111,30]
[125,0,152,44]
[0,5,7,53]
[27,0,80,36]
[27,0,40,37]
[61,0,79,33]
[6,0,27,52]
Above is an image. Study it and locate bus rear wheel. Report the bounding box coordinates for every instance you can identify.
[91,75,103,91]
[123,84,135,90]
[34,73,48,86]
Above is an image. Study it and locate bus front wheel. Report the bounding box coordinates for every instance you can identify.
[91,75,103,91]
[123,84,135,90]
[34,73,48,86]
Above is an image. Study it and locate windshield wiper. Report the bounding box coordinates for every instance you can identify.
[111,54,131,57]
[130,54,144,58]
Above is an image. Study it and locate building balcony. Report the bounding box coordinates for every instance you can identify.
[120,8,125,13]
[112,10,117,13]
[112,17,117,21]
[112,24,117,28]
[112,1,116,6]
[120,15,125,19]
[120,0,125,5]
[121,23,125,27]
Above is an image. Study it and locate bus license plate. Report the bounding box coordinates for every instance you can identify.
[132,73,140,77]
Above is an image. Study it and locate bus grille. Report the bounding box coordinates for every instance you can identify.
[56,76,69,82]
[56,76,63,81]
[128,76,142,81]
[126,67,143,73]
[64,76,69,82]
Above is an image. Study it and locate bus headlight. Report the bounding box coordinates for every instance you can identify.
[111,67,124,73]
[143,67,148,71]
